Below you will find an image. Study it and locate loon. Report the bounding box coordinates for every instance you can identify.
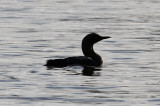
[45,33,111,67]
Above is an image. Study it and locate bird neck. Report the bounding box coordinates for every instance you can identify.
[82,43,103,66]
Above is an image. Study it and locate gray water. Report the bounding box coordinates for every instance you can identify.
[0,0,160,105]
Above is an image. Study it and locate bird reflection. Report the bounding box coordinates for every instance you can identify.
[46,66,101,76]
[82,67,101,76]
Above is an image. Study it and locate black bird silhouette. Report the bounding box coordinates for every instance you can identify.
[45,33,111,67]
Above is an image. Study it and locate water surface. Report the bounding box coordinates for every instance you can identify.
[0,0,160,105]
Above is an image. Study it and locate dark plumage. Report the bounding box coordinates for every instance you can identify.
[45,33,111,67]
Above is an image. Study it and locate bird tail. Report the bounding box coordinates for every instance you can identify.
[44,59,68,67]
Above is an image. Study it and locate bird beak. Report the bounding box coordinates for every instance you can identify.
[102,36,111,39]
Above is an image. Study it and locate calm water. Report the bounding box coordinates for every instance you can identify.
[0,0,160,105]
